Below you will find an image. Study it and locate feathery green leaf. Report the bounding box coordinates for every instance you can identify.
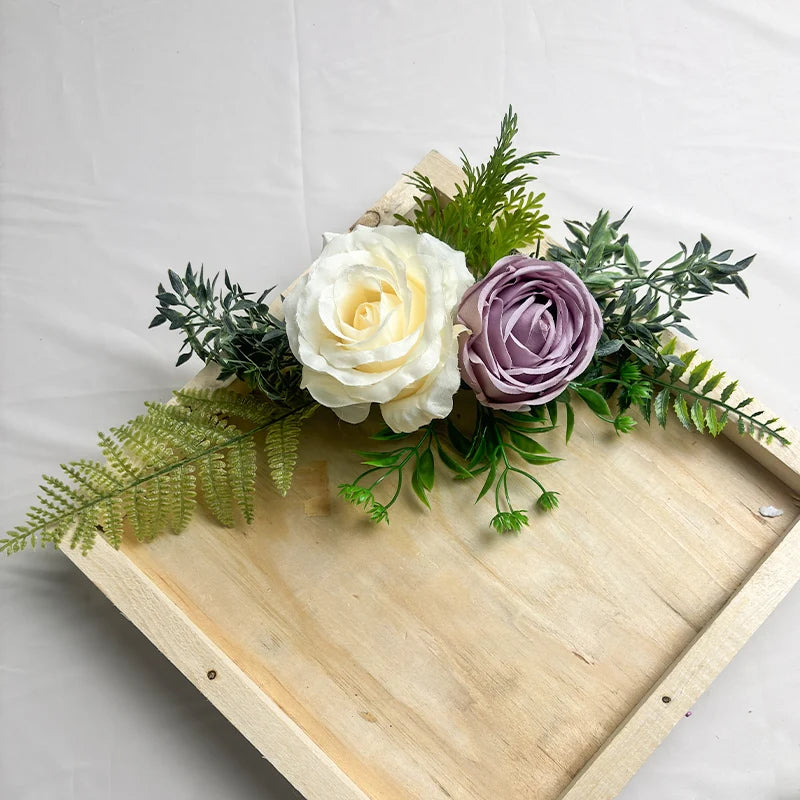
[2,389,316,555]
[265,406,317,496]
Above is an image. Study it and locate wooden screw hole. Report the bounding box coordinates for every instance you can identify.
[661,695,671,704]
[207,669,217,680]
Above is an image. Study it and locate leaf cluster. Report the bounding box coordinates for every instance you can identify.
[151,264,305,404]
[648,341,787,443]
[545,211,786,446]
[452,401,562,534]
[337,425,439,524]
[2,389,316,555]
[576,342,789,446]
[547,210,753,367]
[397,106,555,277]
[340,395,584,534]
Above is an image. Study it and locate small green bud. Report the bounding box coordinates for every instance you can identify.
[614,415,637,434]
[537,491,560,511]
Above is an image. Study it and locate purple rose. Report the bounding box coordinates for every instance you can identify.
[457,255,603,410]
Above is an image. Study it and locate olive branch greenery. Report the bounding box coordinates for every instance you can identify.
[546,211,788,446]
[547,209,752,365]
[150,264,304,405]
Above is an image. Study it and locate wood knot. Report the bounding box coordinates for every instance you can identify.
[351,209,381,229]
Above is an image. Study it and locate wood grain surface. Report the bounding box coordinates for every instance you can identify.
[61,153,800,800]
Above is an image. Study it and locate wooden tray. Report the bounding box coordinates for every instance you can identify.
[61,153,800,800]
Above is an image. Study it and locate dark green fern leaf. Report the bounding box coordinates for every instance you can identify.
[654,388,670,428]
[673,394,692,430]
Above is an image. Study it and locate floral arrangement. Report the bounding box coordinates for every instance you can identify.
[1,108,788,554]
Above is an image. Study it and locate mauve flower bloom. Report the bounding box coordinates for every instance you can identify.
[457,255,603,410]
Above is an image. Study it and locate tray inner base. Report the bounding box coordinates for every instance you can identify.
[121,403,797,800]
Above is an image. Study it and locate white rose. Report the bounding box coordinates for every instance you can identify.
[283,225,473,433]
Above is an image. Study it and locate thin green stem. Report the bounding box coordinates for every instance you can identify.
[494,466,505,513]
[353,466,382,485]
[502,471,512,511]
[385,473,404,509]
[508,466,546,493]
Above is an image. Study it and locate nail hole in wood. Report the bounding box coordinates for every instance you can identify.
[207,669,217,680]
[661,695,671,704]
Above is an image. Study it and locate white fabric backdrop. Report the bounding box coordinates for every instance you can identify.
[1,1,798,798]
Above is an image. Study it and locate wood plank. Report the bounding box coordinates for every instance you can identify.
[59,152,800,800]
[61,528,370,800]
[559,515,800,799]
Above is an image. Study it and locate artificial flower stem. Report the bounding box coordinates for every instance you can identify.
[361,427,433,512]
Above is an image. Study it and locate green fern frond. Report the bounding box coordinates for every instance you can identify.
[265,405,317,496]
[1,389,318,556]
[648,378,787,443]
[397,106,554,277]
[229,437,258,523]
[198,450,235,527]
[173,388,281,426]
[170,463,196,532]
[636,337,788,443]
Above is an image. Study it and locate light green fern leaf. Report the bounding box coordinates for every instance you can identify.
[229,437,258,523]
[265,406,317,496]
[1,388,317,555]
[173,388,280,427]
[198,451,235,527]
[170,463,196,532]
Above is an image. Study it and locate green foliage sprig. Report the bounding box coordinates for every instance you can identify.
[453,402,563,534]
[338,400,573,535]
[577,342,787,444]
[1,389,316,555]
[650,340,786,442]
[151,264,304,405]
[546,212,788,447]
[338,424,442,524]
[547,210,752,366]
[397,106,555,277]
